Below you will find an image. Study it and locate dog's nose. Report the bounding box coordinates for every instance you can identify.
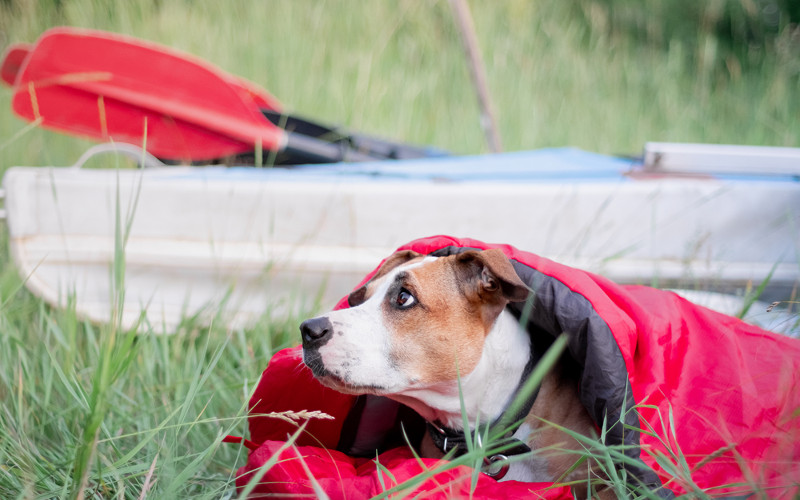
[300,317,333,347]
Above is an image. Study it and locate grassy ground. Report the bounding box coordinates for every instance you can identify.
[0,1,798,498]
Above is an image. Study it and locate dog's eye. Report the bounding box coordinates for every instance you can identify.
[395,288,417,309]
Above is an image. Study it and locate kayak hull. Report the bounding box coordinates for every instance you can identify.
[5,148,799,331]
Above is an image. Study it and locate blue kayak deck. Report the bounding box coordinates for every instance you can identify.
[165,147,799,184]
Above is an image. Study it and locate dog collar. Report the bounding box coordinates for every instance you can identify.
[425,333,543,480]
[426,419,534,479]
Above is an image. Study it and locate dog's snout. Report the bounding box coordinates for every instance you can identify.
[300,317,333,347]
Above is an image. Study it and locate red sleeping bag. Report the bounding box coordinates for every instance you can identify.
[230,236,800,498]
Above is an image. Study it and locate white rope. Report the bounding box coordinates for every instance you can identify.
[70,143,165,169]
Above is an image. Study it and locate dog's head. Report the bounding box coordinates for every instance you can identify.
[300,249,531,396]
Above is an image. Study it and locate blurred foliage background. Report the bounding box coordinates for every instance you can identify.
[0,0,798,169]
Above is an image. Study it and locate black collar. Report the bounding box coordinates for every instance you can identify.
[425,335,542,479]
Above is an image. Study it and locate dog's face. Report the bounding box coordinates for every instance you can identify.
[300,249,530,396]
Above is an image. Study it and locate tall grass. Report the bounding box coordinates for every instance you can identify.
[0,254,302,497]
[0,1,798,498]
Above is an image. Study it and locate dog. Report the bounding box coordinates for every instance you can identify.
[300,249,610,496]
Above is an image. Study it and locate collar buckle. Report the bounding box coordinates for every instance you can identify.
[482,454,510,480]
[428,421,450,453]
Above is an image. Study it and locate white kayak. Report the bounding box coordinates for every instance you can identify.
[3,143,799,333]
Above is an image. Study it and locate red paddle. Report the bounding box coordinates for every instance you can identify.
[0,43,31,86]
[1,40,277,109]
[8,27,377,162]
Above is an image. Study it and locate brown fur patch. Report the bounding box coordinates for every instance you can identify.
[347,250,423,307]
[525,361,613,498]
[354,250,531,385]
[383,258,488,384]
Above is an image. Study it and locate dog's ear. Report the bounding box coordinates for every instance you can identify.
[455,249,531,303]
[347,250,423,307]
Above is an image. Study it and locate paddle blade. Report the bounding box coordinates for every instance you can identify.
[231,75,282,112]
[11,27,283,161]
[13,83,256,161]
[1,43,31,86]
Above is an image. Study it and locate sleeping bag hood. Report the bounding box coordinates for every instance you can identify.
[231,235,800,498]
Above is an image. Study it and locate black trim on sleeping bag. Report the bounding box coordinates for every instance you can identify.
[430,246,673,498]
[337,394,426,457]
